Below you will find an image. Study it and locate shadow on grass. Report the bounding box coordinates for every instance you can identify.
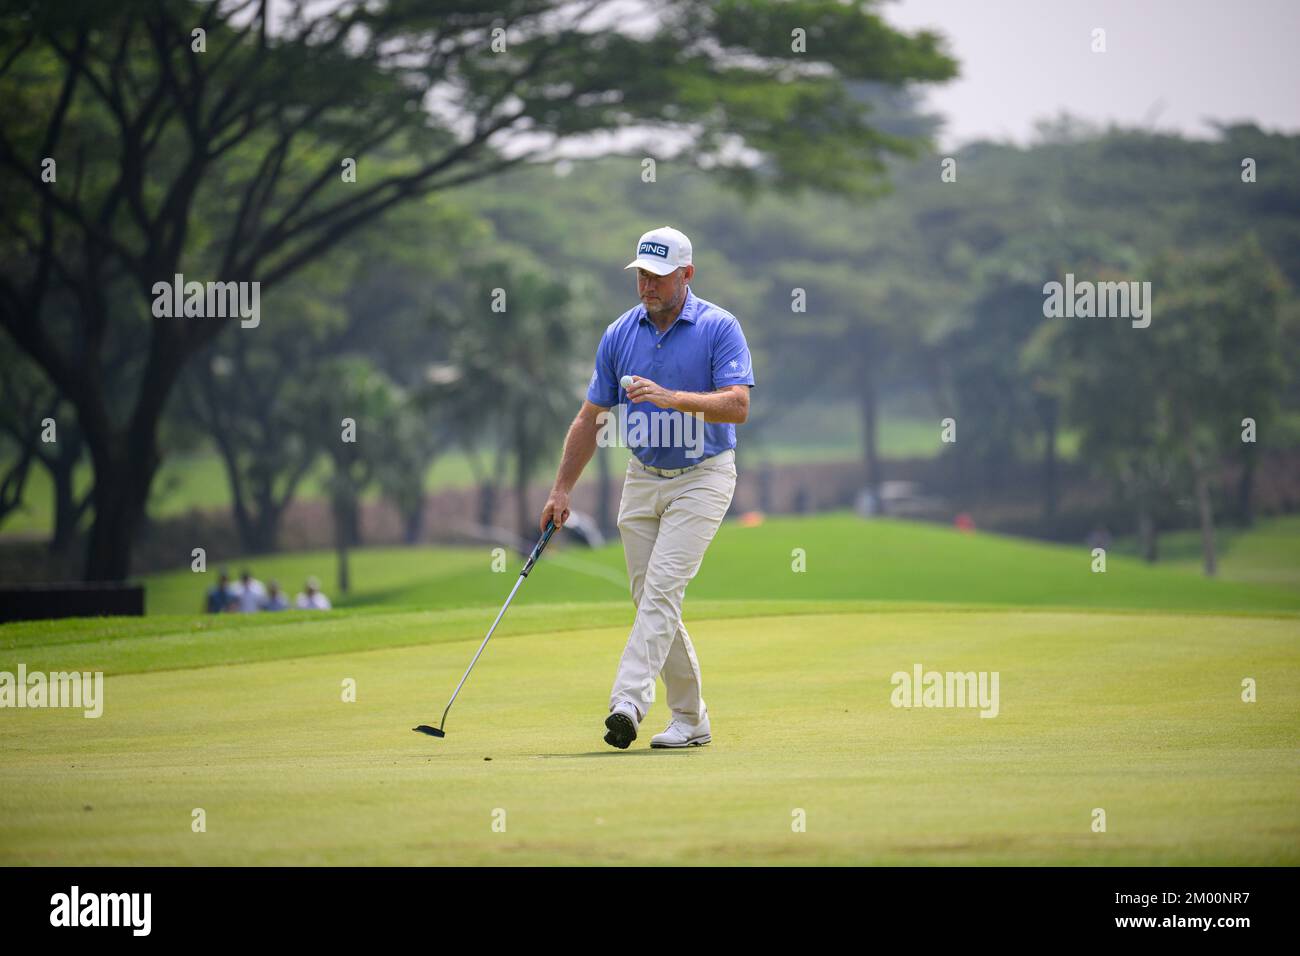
[533,750,703,758]
[338,582,454,609]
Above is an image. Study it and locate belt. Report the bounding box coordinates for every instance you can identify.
[635,449,732,478]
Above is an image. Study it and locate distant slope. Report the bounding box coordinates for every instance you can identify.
[1113,515,1300,587]
[139,513,1300,616]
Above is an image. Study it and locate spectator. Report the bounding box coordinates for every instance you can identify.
[205,569,235,613]
[232,568,268,614]
[296,576,332,610]
[263,580,289,612]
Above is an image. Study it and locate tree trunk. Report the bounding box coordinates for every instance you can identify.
[79,327,192,581]
[1183,430,1218,577]
[336,537,350,595]
[478,480,497,530]
[0,445,36,528]
[1192,469,1217,576]
[1236,443,1257,528]
[248,452,317,554]
[333,492,353,595]
[329,455,361,595]
[224,479,286,555]
[29,414,86,556]
[346,493,362,547]
[83,444,159,581]
[48,437,81,555]
[860,377,883,515]
[403,502,423,545]
[1137,507,1157,563]
[473,442,505,531]
[1041,398,1058,522]
[515,420,531,546]
[250,502,282,554]
[216,439,259,555]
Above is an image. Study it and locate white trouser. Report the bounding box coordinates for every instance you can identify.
[610,448,737,725]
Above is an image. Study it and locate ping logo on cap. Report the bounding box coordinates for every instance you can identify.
[638,241,670,259]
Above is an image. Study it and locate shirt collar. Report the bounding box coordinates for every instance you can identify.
[639,286,698,326]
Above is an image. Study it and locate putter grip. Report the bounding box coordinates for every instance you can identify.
[521,519,557,578]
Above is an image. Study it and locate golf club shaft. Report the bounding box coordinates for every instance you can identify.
[435,520,557,732]
[437,572,526,728]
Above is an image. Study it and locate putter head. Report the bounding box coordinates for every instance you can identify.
[413,725,446,738]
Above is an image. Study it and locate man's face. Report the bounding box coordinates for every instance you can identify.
[636,265,693,316]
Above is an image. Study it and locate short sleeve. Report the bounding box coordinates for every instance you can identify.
[586,328,619,407]
[711,318,756,389]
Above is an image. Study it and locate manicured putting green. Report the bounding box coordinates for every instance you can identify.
[2,603,1295,865]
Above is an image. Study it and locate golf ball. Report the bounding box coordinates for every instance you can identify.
[620,375,635,390]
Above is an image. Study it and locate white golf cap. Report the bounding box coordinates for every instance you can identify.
[624,226,693,276]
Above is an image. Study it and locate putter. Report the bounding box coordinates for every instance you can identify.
[413,519,558,739]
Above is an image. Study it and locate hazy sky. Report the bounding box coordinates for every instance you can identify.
[882,0,1300,148]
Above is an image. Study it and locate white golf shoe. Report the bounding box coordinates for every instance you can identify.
[650,710,711,749]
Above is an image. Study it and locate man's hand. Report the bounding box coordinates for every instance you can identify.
[540,400,604,531]
[540,489,571,531]
[626,379,749,424]
[625,376,679,409]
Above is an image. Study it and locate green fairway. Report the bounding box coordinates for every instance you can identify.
[4,514,1297,865]
[143,513,1300,616]
[1,601,1296,865]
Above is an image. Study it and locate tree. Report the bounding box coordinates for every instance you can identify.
[0,347,90,551]
[0,354,48,529]
[180,341,321,555]
[303,357,401,595]
[1034,300,1179,561]
[1045,238,1291,572]
[431,264,595,543]
[375,395,445,545]
[760,188,957,512]
[1144,240,1290,574]
[174,190,481,554]
[0,0,956,580]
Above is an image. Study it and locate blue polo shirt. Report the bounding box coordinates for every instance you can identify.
[586,287,755,470]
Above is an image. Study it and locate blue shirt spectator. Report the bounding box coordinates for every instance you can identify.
[205,570,234,613]
[263,580,289,611]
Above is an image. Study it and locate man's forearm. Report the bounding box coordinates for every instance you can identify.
[668,388,748,424]
[551,411,600,493]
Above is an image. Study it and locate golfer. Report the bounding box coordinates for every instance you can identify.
[540,226,755,750]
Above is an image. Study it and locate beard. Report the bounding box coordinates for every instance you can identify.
[644,288,682,317]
